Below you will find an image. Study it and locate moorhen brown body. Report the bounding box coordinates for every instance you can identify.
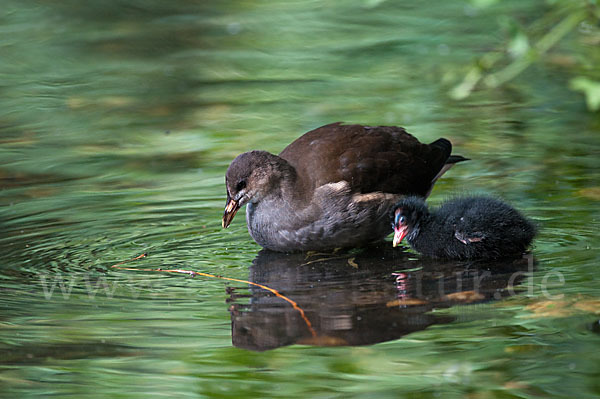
[392,196,536,260]
[223,122,466,252]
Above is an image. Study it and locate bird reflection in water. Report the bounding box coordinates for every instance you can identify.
[227,244,534,351]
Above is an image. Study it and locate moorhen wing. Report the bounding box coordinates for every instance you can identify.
[223,122,467,252]
[392,196,537,260]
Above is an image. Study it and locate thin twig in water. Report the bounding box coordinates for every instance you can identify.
[109,254,317,337]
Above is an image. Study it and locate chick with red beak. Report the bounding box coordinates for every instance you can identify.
[390,196,429,249]
[392,208,409,247]
[390,195,536,260]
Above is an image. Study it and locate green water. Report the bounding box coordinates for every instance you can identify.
[1,0,599,398]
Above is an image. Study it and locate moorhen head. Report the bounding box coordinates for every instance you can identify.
[223,150,295,229]
[223,122,467,252]
[392,196,537,260]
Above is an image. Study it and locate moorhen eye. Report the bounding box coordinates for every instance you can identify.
[394,213,405,225]
[236,180,246,192]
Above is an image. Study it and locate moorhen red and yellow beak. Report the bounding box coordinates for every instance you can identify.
[392,210,408,247]
[392,225,408,247]
[222,193,240,228]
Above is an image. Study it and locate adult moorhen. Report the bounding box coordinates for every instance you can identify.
[392,196,537,260]
[223,122,467,252]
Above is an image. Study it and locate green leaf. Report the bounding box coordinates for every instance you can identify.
[570,77,600,111]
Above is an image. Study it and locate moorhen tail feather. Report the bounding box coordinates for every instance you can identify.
[392,196,536,260]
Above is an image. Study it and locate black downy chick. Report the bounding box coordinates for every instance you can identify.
[391,196,536,260]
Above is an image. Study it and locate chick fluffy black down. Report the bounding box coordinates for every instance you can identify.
[392,196,536,260]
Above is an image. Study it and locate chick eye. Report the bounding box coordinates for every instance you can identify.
[394,213,406,225]
[236,180,246,192]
